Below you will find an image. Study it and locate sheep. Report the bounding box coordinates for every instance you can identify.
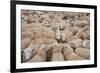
[75,47,90,59]
[54,24,67,43]
[21,37,32,49]
[85,30,90,40]
[77,20,89,27]
[74,30,88,40]
[27,39,44,56]
[70,26,80,36]
[21,48,33,62]
[43,38,57,45]
[64,30,73,43]
[51,44,64,61]
[27,44,47,62]
[60,31,66,43]
[22,15,29,22]
[40,27,55,39]
[41,20,51,27]
[66,52,84,60]
[28,44,40,55]
[21,31,34,39]
[45,42,59,61]
[27,13,41,23]
[52,43,62,53]
[82,26,90,32]
[26,27,54,39]
[59,43,65,49]
[22,23,42,28]
[51,52,64,61]
[28,38,44,47]
[71,20,89,28]
[57,20,66,30]
[63,43,74,60]
[69,39,83,50]
[82,40,90,49]
[21,10,28,16]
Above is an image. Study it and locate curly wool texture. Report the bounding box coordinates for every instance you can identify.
[21,10,90,63]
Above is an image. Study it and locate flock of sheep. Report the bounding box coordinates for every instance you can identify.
[21,10,90,63]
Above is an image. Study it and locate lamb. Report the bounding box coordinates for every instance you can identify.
[75,47,90,59]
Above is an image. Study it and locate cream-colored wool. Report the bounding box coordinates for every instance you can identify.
[43,38,57,45]
[75,30,88,40]
[75,48,90,59]
[64,30,73,43]
[28,45,47,62]
[63,44,74,60]
[22,31,34,39]
[21,37,32,49]
[51,52,64,61]
[67,52,84,60]
[28,54,45,62]
[70,26,80,35]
